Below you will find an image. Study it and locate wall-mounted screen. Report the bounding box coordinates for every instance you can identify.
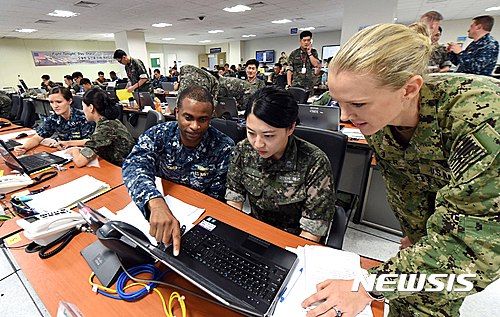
[256,50,275,63]
[322,45,341,61]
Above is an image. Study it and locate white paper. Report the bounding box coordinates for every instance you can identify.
[0,130,36,141]
[341,127,365,140]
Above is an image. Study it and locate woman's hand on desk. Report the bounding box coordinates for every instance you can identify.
[55,140,70,150]
[148,197,181,256]
[302,279,372,317]
[13,145,27,155]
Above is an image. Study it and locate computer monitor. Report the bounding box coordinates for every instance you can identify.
[18,79,29,91]
[298,104,340,131]
[321,45,341,61]
[256,50,275,63]
[132,92,155,109]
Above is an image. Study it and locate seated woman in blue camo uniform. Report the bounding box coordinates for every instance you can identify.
[225,86,335,242]
[54,88,135,167]
[14,86,95,155]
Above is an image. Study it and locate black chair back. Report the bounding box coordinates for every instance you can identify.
[215,97,238,118]
[288,87,309,104]
[144,110,166,131]
[72,95,83,110]
[210,118,246,143]
[274,74,287,89]
[10,95,23,121]
[20,99,37,127]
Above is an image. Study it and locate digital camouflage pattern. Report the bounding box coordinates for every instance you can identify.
[0,93,12,119]
[248,78,266,90]
[278,56,288,66]
[365,73,500,316]
[225,135,335,237]
[36,108,95,140]
[178,65,258,111]
[122,122,234,217]
[287,47,319,92]
[428,44,452,72]
[449,33,499,76]
[125,57,152,92]
[80,118,134,167]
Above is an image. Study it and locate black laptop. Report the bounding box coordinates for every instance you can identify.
[109,216,298,317]
[0,140,69,174]
[132,92,155,109]
[298,104,340,131]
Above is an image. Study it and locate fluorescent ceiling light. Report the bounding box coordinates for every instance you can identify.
[47,10,80,17]
[152,23,172,28]
[223,5,251,13]
[208,30,224,34]
[102,33,114,38]
[299,27,315,31]
[162,37,176,41]
[272,19,292,24]
[394,17,398,21]
[241,34,256,38]
[15,28,38,33]
[199,40,212,43]
[485,6,500,11]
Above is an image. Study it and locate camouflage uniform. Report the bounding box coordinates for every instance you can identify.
[125,57,152,92]
[122,121,234,217]
[36,108,95,140]
[428,44,452,72]
[225,136,335,236]
[278,56,288,66]
[79,117,134,167]
[449,33,499,76]
[311,91,338,107]
[248,78,266,90]
[287,47,319,92]
[179,65,258,111]
[70,81,80,93]
[0,93,12,119]
[41,81,57,92]
[365,73,500,316]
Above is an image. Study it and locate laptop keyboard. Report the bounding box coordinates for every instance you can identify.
[182,227,285,303]
[21,155,49,170]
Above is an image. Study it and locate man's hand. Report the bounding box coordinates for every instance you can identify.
[13,145,27,155]
[127,85,135,93]
[399,236,413,250]
[302,279,372,317]
[447,42,463,54]
[55,141,71,150]
[147,197,181,256]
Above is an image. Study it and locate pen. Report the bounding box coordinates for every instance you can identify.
[29,185,50,195]
[279,267,303,302]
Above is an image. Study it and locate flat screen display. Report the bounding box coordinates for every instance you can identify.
[321,45,341,61]
[255,50,275,63]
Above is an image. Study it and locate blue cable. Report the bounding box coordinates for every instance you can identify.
[97,264,168,301]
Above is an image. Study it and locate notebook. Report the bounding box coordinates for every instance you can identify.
[298,104,340,131]
[161,82,176,92]
[132,92,155,109]
[165,97,178,112]
[109,216,298,317]
[0,140,69,175]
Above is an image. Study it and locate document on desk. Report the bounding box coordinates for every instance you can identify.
[104,195,205,245]
[52,148,100,167]
[273,245,373,317]
[0,129,36,141]
[26,175,110,213]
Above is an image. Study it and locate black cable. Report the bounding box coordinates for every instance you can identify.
[2,242,31,249]
[38,227,81,259]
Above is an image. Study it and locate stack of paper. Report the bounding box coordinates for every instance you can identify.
[341,127,365,140]
[26,175,110,213]
[273,245,373,317]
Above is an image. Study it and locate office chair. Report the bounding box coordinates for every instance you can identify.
[215,97,238,119]
[71,95,83,110]
[293,125,348,249]
[19,99,37,128]
[274,74,287,89]
[10,94,23,122]
[210,118,246,143]
[288,87,309,104]
[144,110,166,131]
[32,99,49,117]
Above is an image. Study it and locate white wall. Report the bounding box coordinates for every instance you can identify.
[0,39,121,89]
[146,43,205,70]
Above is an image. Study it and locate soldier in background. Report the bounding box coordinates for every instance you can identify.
[122,85,234,256]
[245,59,266,89]
[428,26,452,72]
[278,51,288,66]
[303,23,500,317]
[287,30,321,93]
[113,49,152,93]
[0,92,12,119]
[225,86,335,242]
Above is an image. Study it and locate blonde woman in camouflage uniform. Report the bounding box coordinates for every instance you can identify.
[303,23,499,317]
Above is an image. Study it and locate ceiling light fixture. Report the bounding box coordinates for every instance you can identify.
[152,23,172,27]
[15,28,38,33]
[208,30,224,34]
[223,5,251,13]
[199,40,212,43]
[47,10,80,18]
[241,34,256,38]
[485,6,500,11]
[271,19,292,24]
[298,27,315,31]
[162,37,176,41]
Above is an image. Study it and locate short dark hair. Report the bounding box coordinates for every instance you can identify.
[246,59,259,68]
[438,26,443,33]
[72,71,83,79]
[80,78,91,85]
[420,11,443,22]
[83,88,119,120]
[48,86,72,101]
[64,75,73,80]
[98,71,104,76]
[300,30,313,39]
[274,63,282,69]
[281,51,286,54]
[110,71,117,76]
[474,15,495,32]
[177,85,214,110]
[113,49,127,59]
[245,86,298,129]
[41,74,50,80]
[154,69,161,74]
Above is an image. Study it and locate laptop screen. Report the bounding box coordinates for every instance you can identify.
[0,140,27,173]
